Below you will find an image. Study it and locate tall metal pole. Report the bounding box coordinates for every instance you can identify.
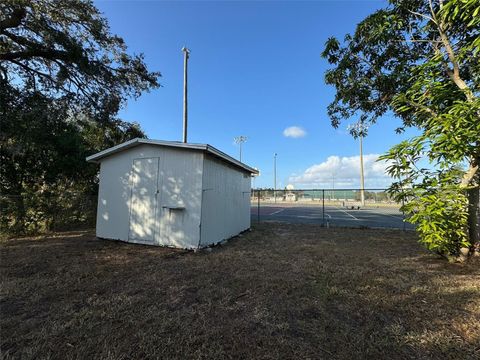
[182,47,190,143]
[347,121,368,207]
[234,136,247,162]
[359,134,365,206]
[274,153,277,203]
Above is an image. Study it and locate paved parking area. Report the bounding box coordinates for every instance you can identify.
[251,204,414,230]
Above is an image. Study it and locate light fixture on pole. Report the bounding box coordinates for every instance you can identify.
[274,153,277,203]
[347,121,369,207]
[234,136,247,162]
[181,46,190,143]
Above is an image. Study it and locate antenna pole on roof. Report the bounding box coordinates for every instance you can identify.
[181,46,190,143]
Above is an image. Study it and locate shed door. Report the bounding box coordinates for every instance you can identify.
[129,158,159,242]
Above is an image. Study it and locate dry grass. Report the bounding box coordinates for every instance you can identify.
[1,223,479,359]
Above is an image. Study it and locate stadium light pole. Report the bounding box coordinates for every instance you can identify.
[274,153,277,203]
[359,133,365,206]
[234,136,247,162]
[182,46,190,143]
[347,122,368,207]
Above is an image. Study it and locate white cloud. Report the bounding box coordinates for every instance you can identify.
[283,126,306,138]
[289,154,393,189]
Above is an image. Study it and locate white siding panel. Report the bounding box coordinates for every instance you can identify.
[96,151,135,241]
[156,148,203,249]
[200,155,252,246]
[129,158,159,242]
[96,144,203,248]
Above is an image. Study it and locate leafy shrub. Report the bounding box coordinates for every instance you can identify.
[402,188,470,257]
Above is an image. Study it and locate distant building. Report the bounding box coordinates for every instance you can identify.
[285,192,297,202]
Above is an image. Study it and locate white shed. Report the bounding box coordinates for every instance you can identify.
[86,138,258,249]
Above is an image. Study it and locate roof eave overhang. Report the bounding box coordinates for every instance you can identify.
[86,138,258,175]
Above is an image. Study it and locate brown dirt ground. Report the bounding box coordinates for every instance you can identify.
[1,223,479,360]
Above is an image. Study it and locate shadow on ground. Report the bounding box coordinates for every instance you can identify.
[1,224,479,359]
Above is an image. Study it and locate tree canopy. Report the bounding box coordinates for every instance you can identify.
[0,0,160,234]
[0,0,159,119]
[322,0,479,258]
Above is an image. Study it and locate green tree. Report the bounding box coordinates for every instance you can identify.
[322,0,479,258]
[0,0,160,234]
[0,0,159,118]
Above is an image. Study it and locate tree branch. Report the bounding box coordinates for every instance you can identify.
[431,2,475,102]
[461,164,479,187]
[0,64,7,80]
[430,10,479,188]
[392,39,441,43]
[428,0,436,22]
[0,48,71,62]
[0,30,75,63]
[351,53,383,77]
[9,59,56,85]
[408,9,436,24]
[402,98,439,118]
[0,7,26,32]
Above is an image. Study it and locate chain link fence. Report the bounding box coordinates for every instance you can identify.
[251,189,413,230]
[1,193,97,237]
[1,188,412,237]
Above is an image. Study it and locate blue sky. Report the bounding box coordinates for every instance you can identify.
[96,0,418,189]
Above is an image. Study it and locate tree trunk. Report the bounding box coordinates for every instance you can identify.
[12,194,26,235]
[467,185,480,254]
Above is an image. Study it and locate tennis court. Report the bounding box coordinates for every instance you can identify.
[251,203,414,230]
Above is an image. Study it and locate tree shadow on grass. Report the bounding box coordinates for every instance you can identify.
[0,224,479,359]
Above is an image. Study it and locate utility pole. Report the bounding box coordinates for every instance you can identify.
[359,134,365,206]
[274,153,277,203]
[234,136,247,162]
[347,121,368,207]
[182,47,190,143]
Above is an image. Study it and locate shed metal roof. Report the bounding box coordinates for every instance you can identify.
[86,138,258,174]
